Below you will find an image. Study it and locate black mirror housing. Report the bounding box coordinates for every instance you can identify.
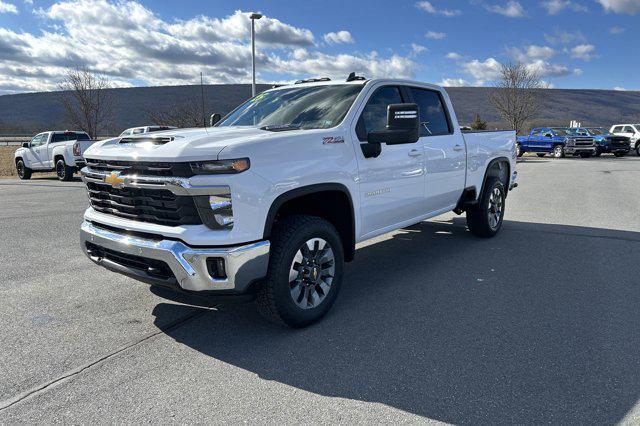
[22,142,29,148]
[210,113,222,126]
[367,103,420,145]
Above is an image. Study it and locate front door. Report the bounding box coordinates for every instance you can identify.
[28,133,47,169]
[352,85,425,237]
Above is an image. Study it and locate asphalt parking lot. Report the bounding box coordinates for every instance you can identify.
[1,155,639,424]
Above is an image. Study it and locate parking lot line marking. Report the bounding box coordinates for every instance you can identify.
[0,308,209,412]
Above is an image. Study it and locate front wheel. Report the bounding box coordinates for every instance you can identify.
[55,159,74,181]
[466,176,506,238]
[553,145,565,158]
[16,159,32,180]
[256,215,344,328]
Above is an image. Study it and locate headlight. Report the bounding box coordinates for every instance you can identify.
[190,158,250,175]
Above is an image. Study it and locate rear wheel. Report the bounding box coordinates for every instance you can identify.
[256,215,344,328]
[466,176,506,238]
[553,145,565,158]
[16,159,32,180]
[55,158,74,181]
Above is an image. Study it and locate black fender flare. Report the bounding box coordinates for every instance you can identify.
[479,157,511,198]
[262,183,356,261]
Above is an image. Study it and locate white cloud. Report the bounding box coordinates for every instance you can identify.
[508,45,556,62]
[570,44,596,61]
[485,1,526,17]
[525,60,572,77]
[415,1,461,16]
[544,29,586,44]
[597,0,640,14]
[409,43,428,57]
[438,78,468,87]
[425,31,446,39]
[610,26,625,34]
[461,58,502,83]
[446,52,462,60]
[323,30,354,45]
[541,0,588,14]
[0,1,18,13]
[613,86,627,91]
[0,1,417,93]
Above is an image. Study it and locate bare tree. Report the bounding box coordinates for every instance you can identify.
[489,62,544,134]
[146,100,205,128]
[58,67,114,139]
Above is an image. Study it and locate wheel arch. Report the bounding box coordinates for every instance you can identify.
[479,157,510,199]
[263,183,356,262]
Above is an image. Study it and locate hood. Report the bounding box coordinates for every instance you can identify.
[83,126,271,162]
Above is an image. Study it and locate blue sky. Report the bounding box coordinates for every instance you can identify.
[0,0,637,93]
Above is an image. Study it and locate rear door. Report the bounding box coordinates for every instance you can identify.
[407,86,465,212]
[352,85,426,237]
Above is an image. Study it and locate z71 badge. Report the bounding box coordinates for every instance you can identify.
[322,136,345,145]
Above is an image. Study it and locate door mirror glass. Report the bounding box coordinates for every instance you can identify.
[22,142,30,148]
[367,103,420,145]
[210,113,222,126]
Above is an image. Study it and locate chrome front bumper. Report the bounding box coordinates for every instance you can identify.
[80,221,270,293]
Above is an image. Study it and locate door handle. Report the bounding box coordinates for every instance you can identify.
[408,149,422,157]
[453,144,464,152]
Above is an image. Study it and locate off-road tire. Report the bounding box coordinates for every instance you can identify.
[256,215,344,328]
[16,159,32,180]
[466,176,506,238]
[55,158,74,181]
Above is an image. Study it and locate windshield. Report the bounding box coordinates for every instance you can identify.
[551,128,572,135]
[218,84,363,130]
[586,128,605,135]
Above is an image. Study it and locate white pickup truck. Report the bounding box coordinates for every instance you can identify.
[79,77,517,327]
[15,130,96,181]
[610,124,640,155]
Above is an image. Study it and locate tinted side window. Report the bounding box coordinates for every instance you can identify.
[357,86,403,141]
[409,88,451,136]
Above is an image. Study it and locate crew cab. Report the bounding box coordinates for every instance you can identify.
[14,130,96,181]
[516,127,570,158]
[516,127,596,158]
[610,124,640,155]
[79,77,517,327]
[119,125,177,137]
[570,127,630,157]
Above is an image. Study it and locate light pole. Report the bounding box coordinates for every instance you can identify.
[250,13,263,97]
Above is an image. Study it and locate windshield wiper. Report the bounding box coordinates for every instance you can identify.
[260,124,301,132]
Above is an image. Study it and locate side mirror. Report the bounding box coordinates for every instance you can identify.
[22,142,30,148]
[210,113,222,126]
[367,103,420,145]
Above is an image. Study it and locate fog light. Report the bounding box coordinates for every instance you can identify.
[206,257,227,279]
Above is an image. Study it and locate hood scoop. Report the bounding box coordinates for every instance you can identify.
[119,135,182,145]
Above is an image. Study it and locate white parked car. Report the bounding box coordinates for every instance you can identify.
[79,77,517,327]
[14,130,96,181]
[610,124,640,155]
[119,125,177,136]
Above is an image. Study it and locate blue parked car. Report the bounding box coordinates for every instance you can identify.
[516,127,574,158]
[569,127,630,157]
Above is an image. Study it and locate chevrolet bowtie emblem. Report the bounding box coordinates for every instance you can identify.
[104,172,125,188]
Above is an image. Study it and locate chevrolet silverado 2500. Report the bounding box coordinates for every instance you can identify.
[79,77,517,327]
[15,130,95,181]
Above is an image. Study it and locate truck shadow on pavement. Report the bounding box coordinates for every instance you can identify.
[152,219,640,424]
